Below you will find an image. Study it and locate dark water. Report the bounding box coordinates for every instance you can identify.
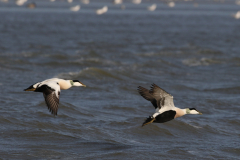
[0,1,240,159]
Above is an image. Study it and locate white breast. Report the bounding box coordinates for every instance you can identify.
[58,79,71,90]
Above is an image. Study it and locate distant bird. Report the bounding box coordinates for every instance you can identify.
[15,0,27,6]
[96,6,108,15]
[138,84,202,127]
[147,4,157,11]
[113,0,122,4]
[168,1,175,7]
[70,5,80,11]
[233,11,240,19]
[26,2,36,9]
[132,0,141,4]
[0,0,8,3]
[24,78,86,115]
[81,0,89,4]
[236,0,240,5]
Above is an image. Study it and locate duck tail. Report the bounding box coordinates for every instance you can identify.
[142,116,155,127]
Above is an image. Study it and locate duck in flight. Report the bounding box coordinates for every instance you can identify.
[24,78,86,116]
[138,84,202,127]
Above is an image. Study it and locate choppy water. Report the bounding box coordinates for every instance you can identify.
[0,0,240,159]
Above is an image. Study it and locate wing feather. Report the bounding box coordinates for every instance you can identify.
[43,91,59,116]
[137,86,158,109]
[150,83,172,98]
[150,84,175,110]
[36,82,60,116]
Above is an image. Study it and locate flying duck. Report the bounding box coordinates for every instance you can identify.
[24,78,86,116]
[138,84,202,127]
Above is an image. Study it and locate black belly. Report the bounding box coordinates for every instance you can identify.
[154,110,176,123]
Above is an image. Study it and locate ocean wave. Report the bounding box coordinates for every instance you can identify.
[231,57,240,66]
[204,86,240,94]
[129,123,175,137]
[221,147,240,156]
[33,101,94,119]
[60,102,94,118]
[227,119,240,126]
[21,52,43,58]
[162,120,204,136]
[72,57,119,66]
[197,49,223,55]
[173,84,201,92]
[182,57,221,66]
[57,67,122,80]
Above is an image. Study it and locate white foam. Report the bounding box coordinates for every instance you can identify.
[188,151,199,155]
[182,57,216,66]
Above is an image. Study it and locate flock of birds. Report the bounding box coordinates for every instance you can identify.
[25,78,202,126]
[0,0,176,14]
[1,0,177,14]
[0,0,236,17]
[0,0,240,17]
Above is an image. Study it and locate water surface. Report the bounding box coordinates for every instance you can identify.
[0,1,240,159]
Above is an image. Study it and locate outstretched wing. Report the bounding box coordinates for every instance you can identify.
[137,86,158,109]
[37,82,61,116]
[149,84,175,111]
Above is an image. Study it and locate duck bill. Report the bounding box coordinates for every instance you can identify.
[80,82,86,87]
[24,85,36,91]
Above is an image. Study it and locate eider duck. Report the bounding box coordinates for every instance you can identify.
[24,78,86,116]
[138,84,202,127]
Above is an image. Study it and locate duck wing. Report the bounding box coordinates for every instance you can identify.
[137,86,158,109]
[150,84,175,111]
[37,82,61,115]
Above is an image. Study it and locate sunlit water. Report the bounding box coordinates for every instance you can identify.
[0,1,240,159]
